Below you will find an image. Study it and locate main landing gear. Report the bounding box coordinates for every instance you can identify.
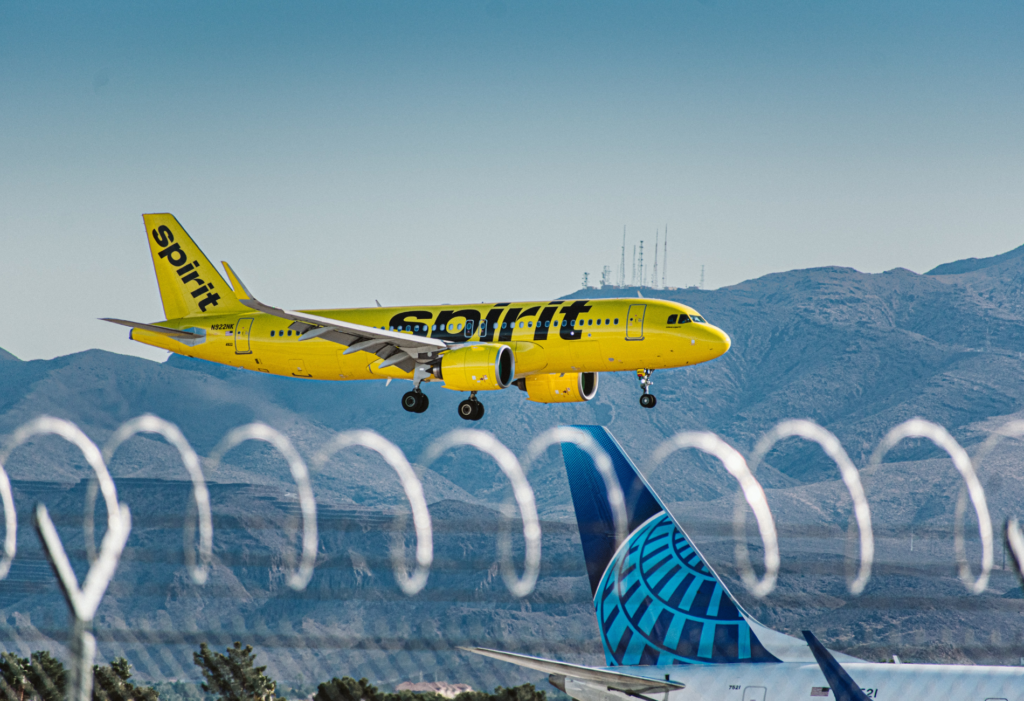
[401,390,429,414]
[458,392,485,421]
[637,369,657,408]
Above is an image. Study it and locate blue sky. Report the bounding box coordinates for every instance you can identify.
[2,1,1022,360]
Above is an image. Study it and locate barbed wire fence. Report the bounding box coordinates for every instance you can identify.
[0,414,1022,701]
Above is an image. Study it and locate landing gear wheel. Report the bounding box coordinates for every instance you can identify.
[458,399,484,421]
[402,391,429,413]
[639,393,657,408]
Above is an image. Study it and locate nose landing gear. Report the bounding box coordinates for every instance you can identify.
[637,369,657,408]
[458,392,485,421]
[401,390,429,414]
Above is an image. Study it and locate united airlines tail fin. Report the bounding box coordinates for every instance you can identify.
[143,214,248,319]
[560,426,854,667]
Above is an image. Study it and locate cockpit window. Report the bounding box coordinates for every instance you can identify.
[692,315,706,323]
[667,314,677,324]
[677,313,692,324]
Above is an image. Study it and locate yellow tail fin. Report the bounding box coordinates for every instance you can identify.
[143,214,248,318]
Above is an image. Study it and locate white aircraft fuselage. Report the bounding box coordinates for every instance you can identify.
[567,662,1024,701]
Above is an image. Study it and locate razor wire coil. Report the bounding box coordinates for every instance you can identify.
[1,413,1022,701]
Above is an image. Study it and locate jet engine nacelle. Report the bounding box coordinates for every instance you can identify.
[435,344,515,391]
[523,372,598,403]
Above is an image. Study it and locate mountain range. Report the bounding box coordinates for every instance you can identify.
[3,243,1024,689]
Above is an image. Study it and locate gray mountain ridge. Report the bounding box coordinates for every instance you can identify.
[2,246,1024,686]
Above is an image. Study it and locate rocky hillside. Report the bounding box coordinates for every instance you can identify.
[3,244,1024,687]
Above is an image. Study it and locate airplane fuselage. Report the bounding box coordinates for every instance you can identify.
[130,298,731,383]
[567,661,1024,701]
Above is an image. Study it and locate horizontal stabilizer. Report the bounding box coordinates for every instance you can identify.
[101,318,202,339]
[460,648,684,693]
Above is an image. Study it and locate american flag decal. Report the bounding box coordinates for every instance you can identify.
[811,688,830,697]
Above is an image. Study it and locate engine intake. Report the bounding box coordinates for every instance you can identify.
[435,344,515,391]
[522,372,598,403]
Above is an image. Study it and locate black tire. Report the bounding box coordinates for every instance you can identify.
[471,401,485,421]
[414,393,429,413]
[458,400,477,420]
[639,394,657,408]
[402,391,421,412]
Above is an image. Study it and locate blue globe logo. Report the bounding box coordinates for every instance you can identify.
[595,512,779,666]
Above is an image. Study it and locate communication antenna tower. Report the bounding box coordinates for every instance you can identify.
[582,272,589,288]
[631,245,637,286]
[600,266,611,287]
[662,226,668,288]
[639,241,645,288]
[652,230,659,290]
[619,227,626,287]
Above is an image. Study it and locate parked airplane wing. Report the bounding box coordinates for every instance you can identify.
[460,647,684,693]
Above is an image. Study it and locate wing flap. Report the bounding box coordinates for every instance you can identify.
[459,648,684,692]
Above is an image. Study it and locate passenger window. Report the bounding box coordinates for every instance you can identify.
[270,330,275,337]
[667,314,677,324]
[457,324,462,330]
[614,318,619,324]
[528,321,533,327]
[518,322,523,328]
[502,322,507,329]
[588,319,593,325]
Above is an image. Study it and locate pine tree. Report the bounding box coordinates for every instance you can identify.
[192,643,280,701]
[313,677,382,701]
[93,657,159,701]
[0,651,68,701]
[0,653,31,701]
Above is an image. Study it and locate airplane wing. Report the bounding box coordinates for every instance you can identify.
[460,647,684,694]
[802,632,871,701]
[221,261,447,373]
[101,318,203,339]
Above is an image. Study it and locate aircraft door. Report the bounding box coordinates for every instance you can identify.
[234,318,253,354]
[626,304,646,340]
[741,687,766,701]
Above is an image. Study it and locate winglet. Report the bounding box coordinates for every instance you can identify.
[801,631,870,701]
[221,261,254,301]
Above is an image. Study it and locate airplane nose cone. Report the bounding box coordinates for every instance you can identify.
[711,327,731,358]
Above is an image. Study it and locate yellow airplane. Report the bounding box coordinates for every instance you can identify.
[104,214,731,420]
